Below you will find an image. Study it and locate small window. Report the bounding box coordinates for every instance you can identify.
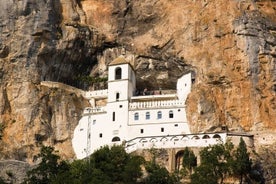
[134,113,139,120]
[116,93,120,101]
[161,127,164,132]
[115,67,122,79]
[99,133,102,138]
[93,120,96,125]
[174,124,178,127]
[119,105,123,108]
[146,112,150,120]
[140,129,144,134]
[169,110,174,118]
[112,112,115,121]
[157,111,162,119]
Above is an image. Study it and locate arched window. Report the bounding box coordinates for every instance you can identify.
[213,134,221,139]
[116,92,120,101]
[202,135,210,139]
[161,137,168,142]
[146,112,150,120]
[169,110,174,118]
[192,135,200,140]
[182,136,189,141]
[134,113,139,120]
[171,136,179,141]
[112,137,120,142]
[157,111,162,119]
[139,138,147,143]
[115,67,122,79]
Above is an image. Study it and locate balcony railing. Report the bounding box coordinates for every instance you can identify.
[129,100,185,110]
[83,90,108,99]
[125,133,227,153]
[83,107,106,115]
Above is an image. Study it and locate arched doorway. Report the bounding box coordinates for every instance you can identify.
[111,136,121,142]
[175,150,184,172]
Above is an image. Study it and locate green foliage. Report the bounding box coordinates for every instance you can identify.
[191,142,234,184]
[191,164,218,184]
[182,147,197,176]
[23,146,70,184]
[144,161,176,184]
[22,140,261,184]
[232,138,252,184]
[0,177,7,184]
[190,139,262,184]
[143,148,177,184]
[89,145,144,184]
[123,155,145,183]
[23,145,144,184]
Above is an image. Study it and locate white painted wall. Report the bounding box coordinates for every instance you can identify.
[72,59,198,159]
[177,73,192,101]
[108,64,130,81]
[127,123,190,140]
[128,107,187,125]
[125,133,227,153]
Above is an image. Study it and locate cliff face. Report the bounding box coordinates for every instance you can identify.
[0,0,275,164]
[81,0,276,133]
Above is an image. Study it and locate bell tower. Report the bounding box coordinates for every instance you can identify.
[107,55,136,102]
[106,55,136,144]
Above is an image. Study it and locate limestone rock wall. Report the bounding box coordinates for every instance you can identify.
[0,0,275,169]
[83,0,276,133]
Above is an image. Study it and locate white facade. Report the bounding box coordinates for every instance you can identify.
[72,56,197,159]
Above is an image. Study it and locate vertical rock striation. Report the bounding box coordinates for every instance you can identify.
[0,0,102,161]
[0,0,275,171]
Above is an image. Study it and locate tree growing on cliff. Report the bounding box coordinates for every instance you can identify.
[232,138,252,184]
[23,146,70,184]
[23,145,144,184]
[191,142,234,184]
[0,177,7,184]
[143,148,177,184]
[182,147,197,176]
[89,145,144,184]
[144,160,176,184]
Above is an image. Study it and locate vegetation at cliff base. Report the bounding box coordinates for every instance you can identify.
[22,138,264,184]
[181,147,197,177]
[23,145,176,184]
[190,138,264,184]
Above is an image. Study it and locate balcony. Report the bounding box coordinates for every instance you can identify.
[129,100,185,110]
[83,89,108,99]
[83,107,106,115]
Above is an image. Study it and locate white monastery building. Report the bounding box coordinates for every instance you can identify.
[72,55,251,159]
